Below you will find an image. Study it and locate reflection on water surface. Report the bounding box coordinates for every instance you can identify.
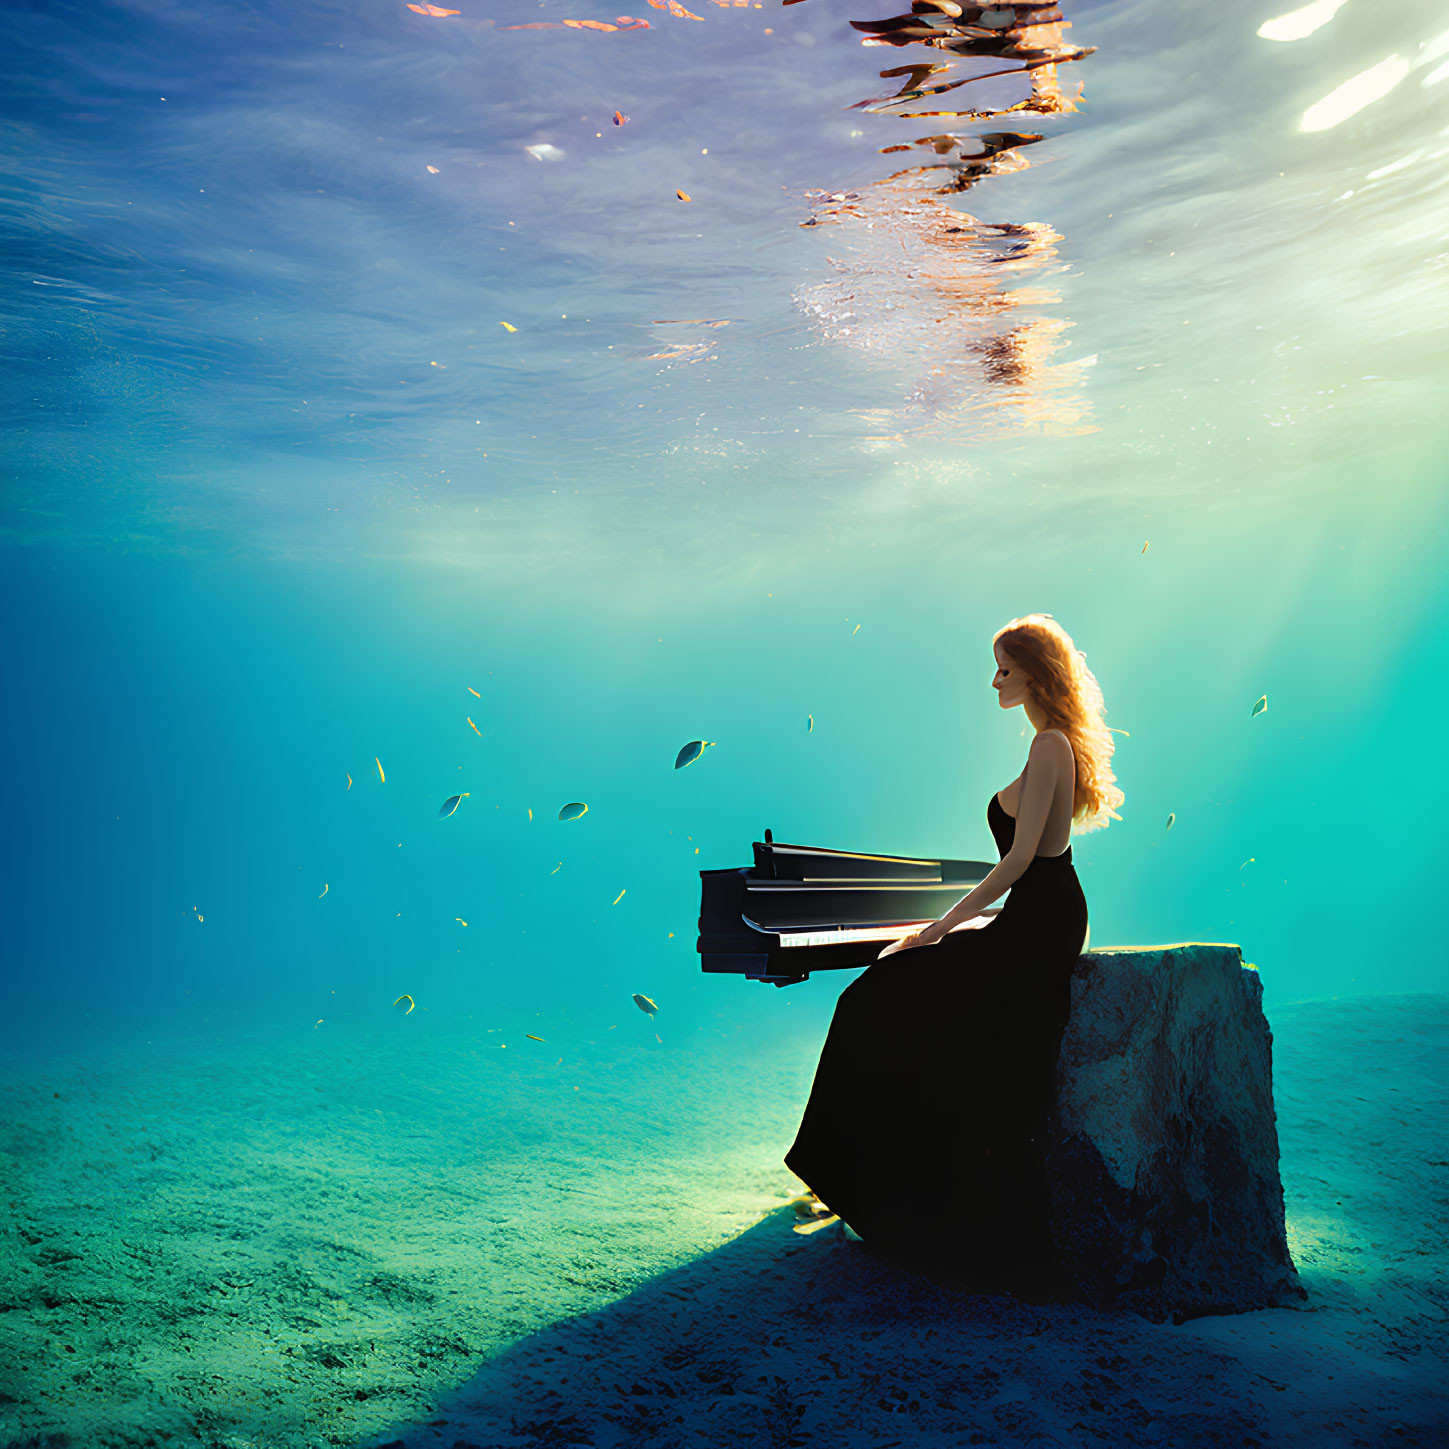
[795,1,1096,443]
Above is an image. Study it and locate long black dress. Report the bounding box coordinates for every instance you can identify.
[783,787,1087,1283]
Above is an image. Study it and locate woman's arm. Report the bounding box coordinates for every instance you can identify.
[935,730,1071,930]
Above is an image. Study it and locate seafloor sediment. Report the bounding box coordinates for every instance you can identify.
[1,993,1444,1448]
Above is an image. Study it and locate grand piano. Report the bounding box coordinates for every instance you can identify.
[698,828,1001,987]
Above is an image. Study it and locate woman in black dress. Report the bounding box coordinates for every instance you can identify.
[784,613,1125,1292]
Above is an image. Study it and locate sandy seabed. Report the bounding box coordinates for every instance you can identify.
[1,993,1445,1449]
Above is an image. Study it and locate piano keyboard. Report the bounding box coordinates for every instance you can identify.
[772,913,999,949]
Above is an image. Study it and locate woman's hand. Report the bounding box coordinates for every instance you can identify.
[876,920,948,960]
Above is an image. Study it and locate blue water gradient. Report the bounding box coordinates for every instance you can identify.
[3,0,1448,1054]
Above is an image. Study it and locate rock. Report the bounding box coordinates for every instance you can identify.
[1045,942,1307,1324]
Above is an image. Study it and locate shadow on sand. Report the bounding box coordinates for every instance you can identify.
[354,1203,1308,1449]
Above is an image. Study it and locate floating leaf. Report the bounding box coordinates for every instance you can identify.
[407,3,460,14]
[375,757,386,784]
[613,110,630,125]
[394,994,415,1015]
[1251,695,1268,717]
[558,801,589,821]
[676,189,692,201]
[438,793,469,819]
[1165,813,1175,831]
[499,321,518,332]
[633,992,658,1016]
[674,739,716,769]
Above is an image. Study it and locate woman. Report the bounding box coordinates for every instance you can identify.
[784,613,1124,1293]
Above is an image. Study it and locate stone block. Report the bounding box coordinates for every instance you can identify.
[1046,942,1307,1323]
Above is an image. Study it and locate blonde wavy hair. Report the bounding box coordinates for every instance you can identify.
[992,613,1125,833]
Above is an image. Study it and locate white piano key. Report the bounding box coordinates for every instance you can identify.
[776,914,997,948]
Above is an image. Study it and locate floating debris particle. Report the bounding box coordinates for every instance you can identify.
[499,321,518,332]
[851,624,860,637]
[674,739,716,769]
[438,793,469,819]
[468,687,482,698]
[315,1019,324,1028]
[406,3,460,14]
[558,801,589,821]
[455,918,468,927]
[612,888,626,905]
[633,992,658,1016]
[1107,727,1131,736]
[525,143,565,163]
[676,189,691,201]
[525,1033,545,1041]
[1142,540,1149,553]
[1240,857,1256,868]
[807,714,813,732]
[1165,813,1175,831]
[375,757,386,783]
[613,110,630,125]
[426,165,440,174]
[318,883,329,898]
[394,994,415,1015]
[549,861,562,874]
[527,807,533,821]
[502,14,650,29]
[466,717,483,737]
[346,772,353,789]
[1251,695,1268,717]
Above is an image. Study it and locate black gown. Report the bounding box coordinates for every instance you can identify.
[783,788,1087,1283]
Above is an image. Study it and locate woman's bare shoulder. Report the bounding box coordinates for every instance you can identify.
[1032,728,1073,751]
[1029,729,1074,775]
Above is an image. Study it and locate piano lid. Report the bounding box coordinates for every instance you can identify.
[751,833,993,885]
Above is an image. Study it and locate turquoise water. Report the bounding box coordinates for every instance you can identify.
[3,4,1449,1442]
[4,0,1447,1047]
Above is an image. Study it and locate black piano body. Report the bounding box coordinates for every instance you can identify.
[698,828,1000,987]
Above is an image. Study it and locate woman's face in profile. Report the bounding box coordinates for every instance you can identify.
[993,643,1030,709]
